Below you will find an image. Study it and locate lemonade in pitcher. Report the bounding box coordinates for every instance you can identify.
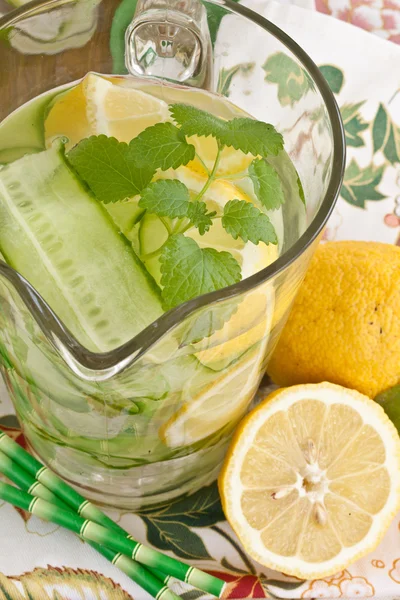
[0,72,306,506]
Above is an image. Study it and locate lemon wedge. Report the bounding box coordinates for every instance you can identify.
[219,382,400,579]
[44,72,169,149]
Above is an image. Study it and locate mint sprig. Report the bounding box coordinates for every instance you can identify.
[160,234,242,310]
[65,101,294,311]
[222,199,278,245]
[139,179,190,218]
[68,135,154,203]
[130,122,195,171]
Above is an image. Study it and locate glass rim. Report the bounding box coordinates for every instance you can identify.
[0,0,346,372]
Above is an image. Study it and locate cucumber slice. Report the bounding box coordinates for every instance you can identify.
[0,147,41,165]
[105,198,144,240]
[139,213,169,255]
[0,144,163,351]
[0,89,59,153]
[139,212,169,284]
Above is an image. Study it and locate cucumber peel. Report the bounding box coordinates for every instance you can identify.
[0,143,163,351]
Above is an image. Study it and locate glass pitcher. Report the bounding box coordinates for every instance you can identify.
[0,0,345,509]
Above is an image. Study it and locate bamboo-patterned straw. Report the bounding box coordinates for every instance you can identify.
[0,451,177,600]
[0,431,134,534]
[0,432,226,598]
[0,434,170,586]
[0,480,224,597]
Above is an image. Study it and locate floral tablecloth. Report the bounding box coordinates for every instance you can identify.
[1,0,400,598]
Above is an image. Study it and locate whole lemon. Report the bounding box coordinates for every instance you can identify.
[268,241,400,398]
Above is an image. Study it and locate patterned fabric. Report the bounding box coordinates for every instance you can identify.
[1,1,400,598]
[315,0,400,44]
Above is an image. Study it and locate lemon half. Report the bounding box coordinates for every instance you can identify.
[219,382,400,579]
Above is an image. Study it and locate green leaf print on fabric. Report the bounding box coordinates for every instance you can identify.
[319,65,344,94]
[0,568,134,600]
[180,590,207,600]
[383,122,400,165]
[217,63,255,97]
[142,519,212,560]
[263,53,310,106]
[0,414,21,429]
[341,102,368,147]
[139,481,225,526]
[266,579,306,591]
[137,482,224,560]
[341,159,386,208]
[372,104,400,164]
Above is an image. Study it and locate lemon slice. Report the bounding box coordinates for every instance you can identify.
[187,135,254,177]
[219,382,400,580]
[160,295,274,448]
[44,72,169,149]
[192,291,272,371]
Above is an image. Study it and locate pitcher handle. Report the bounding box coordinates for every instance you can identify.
[125,0,212,88]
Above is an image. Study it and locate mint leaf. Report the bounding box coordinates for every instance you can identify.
[249,158,285,210]
[160,234,241,310]
[129,122,195,171]
[169,103,227,139]
[222,199,277,245]
[220,119,284,156]
[139,179,190,218]
[170,103,284,157]
[187,201,216,235]
[67,135,154,203]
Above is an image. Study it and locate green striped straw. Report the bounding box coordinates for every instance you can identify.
[0,451,178,600]
[0,480,224,597]
[0,431,139,535]
[0,432,226,598]
[0,434,170,586]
